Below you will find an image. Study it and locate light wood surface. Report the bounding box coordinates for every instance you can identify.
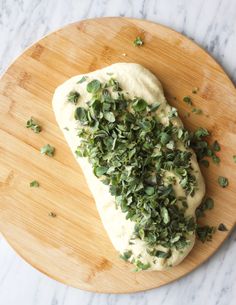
[0,17,235,293]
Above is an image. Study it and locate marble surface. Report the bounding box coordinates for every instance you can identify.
[0,0,235,304]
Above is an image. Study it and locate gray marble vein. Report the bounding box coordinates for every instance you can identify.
[0,0,235,304]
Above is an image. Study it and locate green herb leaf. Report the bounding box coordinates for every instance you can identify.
[134,260,151,271]
[77,76,88,84]
[218,176,228,188]
[133,36,144,46]
[233,155,236,163]
[192,108,203,115]
[30,180,39,187]
[74,107,88,123]
[145,186,155,196]
[40,144,55,157]
[218,223,228,231]
[155,250,171,258]
[196,225,215,242]
[67,91,80,105]
[120,250,132,261]
[87,79,101,94]
[132,98,147,112]
[200,159,209,168]
[26,117,42,133]
[161,207,170,224]
[104,112,116,122]
[183,96,192,105]
[212,140,220,152]
[95,166,108,177]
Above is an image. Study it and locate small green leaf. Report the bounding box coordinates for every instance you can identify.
[40,144,55,157]
[26,117,42,133]
[135,260,151,271]
[196,225,215,242]
[183,96,192,105]
[30,180,39,187]
[218,223,228,231]
[67,91,80,105]
[74,107,88,123]
[192,108,203,115]
[218,176,228,188]
[145,186,155,196]
[149,103,160,112]
[87,79,101,94]
[77,76,88,84]
[95,166,108,177]
[200,159,209,168]
[212,140,221,152]
[161,207,170,224]
[120,250,132,261]
[194,127,209,139]
[233,155,236,163]
[132,98,147,112]
[155,250,171,259]
[133,36,144,46]
[104,112,116,122]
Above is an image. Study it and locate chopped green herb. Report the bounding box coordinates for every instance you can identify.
[133,36,144,46]
[155,250,171,259]
[120,250,132,261]
[183,96,192,105]
[192,108,203,115]
[200,159,209,168]
[233,155,236,163]
[218,176,228,188]
[26,117,42,133]
[87,79,101,94]
[67,91,80,105]
[48,212,57,218]
[40,144,55,157]
[30,180,39,187]
[212,140,220,152]
[132,98,147,112]
[196,197,214,218]
[74,79,204,257]
[77,76,88,84]
[64,127,69,131]
[134,260,151,271]
[218,223,228,231]
[196,225,215,242]
[212,154,220,164]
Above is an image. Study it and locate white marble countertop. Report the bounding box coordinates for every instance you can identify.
[0,0,235,304]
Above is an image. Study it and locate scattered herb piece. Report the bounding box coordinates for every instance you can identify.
[120,250,132,261]
[64,127,69,131]
[40,144,55,157]
[77,76,88,84]
[183,96,192,105]
[212,154,220,164]
[212,140,220,152]
[192,108,203,115]
[218,176,228,188]
[196,225,215,242]
[134,260,151,271]
[133,36,144,46]
[30,180,39,187]
[200,159,209,168]
[233,155,236,163]
[48,212,57,218]
[132,98,147,112]
[26,117,42,133]
[87,79,101,94]
[155,250,171,259]
[218,223,228,231]
[68,91,80,105]
[196,197,214,218]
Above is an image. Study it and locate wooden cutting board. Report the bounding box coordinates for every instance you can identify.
[0,17,235,293]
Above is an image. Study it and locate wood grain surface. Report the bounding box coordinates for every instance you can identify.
[0,17,235,293]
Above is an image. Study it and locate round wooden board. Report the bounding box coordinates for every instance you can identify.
[0,17,235,293]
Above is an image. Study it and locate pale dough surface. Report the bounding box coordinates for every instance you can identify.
[52,63,205,270]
